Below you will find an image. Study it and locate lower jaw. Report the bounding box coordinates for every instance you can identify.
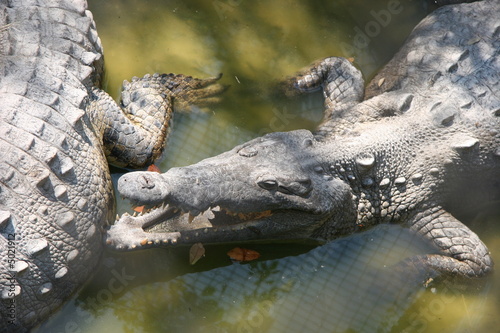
[144,213,270,244]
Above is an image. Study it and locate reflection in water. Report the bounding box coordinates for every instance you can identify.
[35,0,499,332]
[109,225,436,332]
[38,220,497,332]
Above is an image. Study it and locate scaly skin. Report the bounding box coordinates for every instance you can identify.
[0,1,224,331]
[107,0,499,280]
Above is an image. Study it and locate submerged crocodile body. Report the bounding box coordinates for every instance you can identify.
[108,0,500,280]
[0,0,223,331]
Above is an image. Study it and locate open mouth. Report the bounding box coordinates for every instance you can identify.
[135,203,274,233]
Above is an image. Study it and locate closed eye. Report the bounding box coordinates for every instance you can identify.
[257,179,278,190]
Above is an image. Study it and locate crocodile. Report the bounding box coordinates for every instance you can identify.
[107,0,500,281]
[0,0,223,331]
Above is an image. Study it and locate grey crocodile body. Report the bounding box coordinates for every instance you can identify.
[109,0,500,280]
[0,1,223,331]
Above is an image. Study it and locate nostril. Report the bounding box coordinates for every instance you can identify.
[140,175,155,189]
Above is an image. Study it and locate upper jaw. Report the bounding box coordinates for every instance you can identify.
[117,167,320,218]
[115,158,341,232]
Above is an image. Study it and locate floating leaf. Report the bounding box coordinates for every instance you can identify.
[147,164,161,173]
[227,247,260,262]
[189,243,205,265]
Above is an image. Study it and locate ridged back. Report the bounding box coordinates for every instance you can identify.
[0,1,111,330]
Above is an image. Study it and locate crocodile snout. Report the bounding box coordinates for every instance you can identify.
[118,172,167,205]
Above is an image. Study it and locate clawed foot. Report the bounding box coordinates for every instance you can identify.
[169,73,228,112]
[278,57,363,98]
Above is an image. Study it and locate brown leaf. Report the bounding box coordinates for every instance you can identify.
[189,242,205,265]
[133,205,145,213]
[147,164,161,173]
[227,247,260,262]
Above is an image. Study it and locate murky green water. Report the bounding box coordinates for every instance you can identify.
[35,0,500,332]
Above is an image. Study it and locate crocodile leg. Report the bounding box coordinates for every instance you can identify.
[406,207,493,278]
[281,57,364,122]
[280,57,415,137]
[89,73,226,168]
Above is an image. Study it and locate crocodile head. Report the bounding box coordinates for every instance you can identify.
[108,129,357,248]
